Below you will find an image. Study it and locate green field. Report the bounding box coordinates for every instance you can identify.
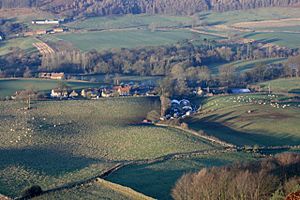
[201,7,300,25]
[67,14,193,30]
[208,57,287,74]
[187,93,300,146]
[0,78,103,99]
[0,97,217,198]
[0,37,38,56]
[243,32,300,48]
[34,179,152,200]
[54,29,200,51]
[107,152,256,200]
[259,78,300,94]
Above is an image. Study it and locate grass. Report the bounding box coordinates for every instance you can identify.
[0,78,102,99]
[107,152,257,200]
[201,7,300,25]
[207,57,287,74]
[34,180,136,200]
[0,37,38,56]
[67,14,193,30]
[54,29,196,51]
[0,97,217,197]
[187,93,300,146]
[259,78,300,94]
[243,32,300,48]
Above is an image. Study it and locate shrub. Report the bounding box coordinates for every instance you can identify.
[22,185,43,198]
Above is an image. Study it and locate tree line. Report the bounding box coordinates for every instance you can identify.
[1,0,300,17]
[172,153,300,200]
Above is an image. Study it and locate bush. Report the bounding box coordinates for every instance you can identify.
[22,185,43,198]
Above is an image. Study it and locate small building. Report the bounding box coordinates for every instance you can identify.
[69,90,79,98]
[101,89,113,98]
[114,85,131,96]
[32,19,61,25]
[81,89,99,99]
[51,89,68,98]
[39,72,65,80]
[229,88,251,94]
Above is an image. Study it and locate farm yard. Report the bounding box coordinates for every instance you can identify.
[187,93,300,146]
[0,97,218,198]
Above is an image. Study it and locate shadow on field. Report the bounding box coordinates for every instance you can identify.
[0,147,104,175]
[188,112,299,146]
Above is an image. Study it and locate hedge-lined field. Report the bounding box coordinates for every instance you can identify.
[0,97,217,197]
[187,93,300,146]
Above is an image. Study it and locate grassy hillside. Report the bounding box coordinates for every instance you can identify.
[107,152,256,200]
[0,78,102,98]
[54,29,214,52]
[0,37,38,56]
[0,98,217,197]
[259,78,300,94]
[34,179,153,200]
[187,93,300,146]
[67,14,193,30]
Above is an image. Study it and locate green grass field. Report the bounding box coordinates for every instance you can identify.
[259,78,300,94]
[0,78,102,99]
[201,7,300,25]
[208,57,287,74]
[34,178,153,200]
[0,37,38,56]
[243,32,300,48]
[107,152,256,200]
[54,29,197,51]
[187,93,300,146]
[0,97,217,197]
[67,14,193,30]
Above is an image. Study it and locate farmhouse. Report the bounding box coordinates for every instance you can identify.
[69,90,79,98]
[39,72,65,80]
[101,89,114,97]
[51,89,68,98]
[81,89,99,99]
[32,19,61,25]
[114,85,131,96]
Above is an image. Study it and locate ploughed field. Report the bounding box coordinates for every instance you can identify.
[187,93,300,146]
[0,97,217,198]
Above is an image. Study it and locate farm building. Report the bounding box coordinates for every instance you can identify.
[81,89,99,99]
[69,90,79,98]
[39,73,65,80]
[101,89,114,98]
[114,85,131,96]
[229,88,251,94]
[167,99,195,119]
[51,89,68,98]
[32,19,61,25]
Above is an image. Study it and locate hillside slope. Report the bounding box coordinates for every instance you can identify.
[1,0,300,17]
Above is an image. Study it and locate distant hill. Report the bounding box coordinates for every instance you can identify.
[1,0,300,17]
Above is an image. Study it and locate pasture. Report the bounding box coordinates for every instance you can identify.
[0,97,217,197]
[0,37,38,56]
[107,152,256,200]
[34,179,153,200]
[187,93,300,146]
[259,78,300,94]
[0,78,101,99]
[208,57,286,74]
[54,29,214,52]
[67,14,193,30]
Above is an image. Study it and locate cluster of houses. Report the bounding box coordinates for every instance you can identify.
[50,84,157,99]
